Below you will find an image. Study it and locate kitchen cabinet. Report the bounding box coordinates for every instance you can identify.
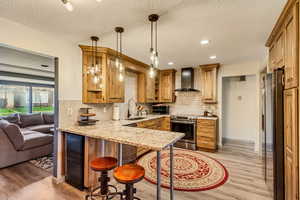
[106,57,124,102]
[284,5,298,89]
[266,1,298,88]
[284,88,298,200]
[146,73,157,103]
[200,64,219,104]
[196,119,218,151]
[136,117,171,156]
[159,69,176,103]
[80,46,149,104]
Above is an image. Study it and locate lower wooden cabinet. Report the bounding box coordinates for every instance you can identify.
[196,119,218,151]
[136,117,170,157]
[284,88,298,200]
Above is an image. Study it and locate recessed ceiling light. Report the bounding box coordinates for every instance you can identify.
[96,0,103,2]
[209,55,217,60]
[168,62,174,65]
[200,40,210,45]
[62,0,73,11]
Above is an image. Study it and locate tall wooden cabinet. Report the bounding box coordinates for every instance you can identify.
[266,1,299,199]
[284,88,298,200]
[200,64,219,104]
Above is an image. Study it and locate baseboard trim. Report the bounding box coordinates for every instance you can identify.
[222,138,255,146]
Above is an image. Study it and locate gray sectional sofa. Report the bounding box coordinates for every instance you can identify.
[0,112,54,168]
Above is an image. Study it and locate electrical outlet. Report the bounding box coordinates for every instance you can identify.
[103,106,107,113]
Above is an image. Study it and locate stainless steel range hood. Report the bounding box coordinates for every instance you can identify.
[175,67,199,92]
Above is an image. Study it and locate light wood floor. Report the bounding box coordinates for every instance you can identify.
[0,142,273,200]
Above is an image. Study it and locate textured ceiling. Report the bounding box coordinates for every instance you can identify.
[0,0,287,68]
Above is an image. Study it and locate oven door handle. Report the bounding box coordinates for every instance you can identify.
[171,120,196,124]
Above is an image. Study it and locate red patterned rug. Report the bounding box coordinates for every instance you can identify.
[137,148,228,192]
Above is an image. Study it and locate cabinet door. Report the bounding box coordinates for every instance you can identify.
[284,5,298,89]
[275,30,285,68]
[201,65,218,103]
[146,75,156,102]
[269,44,276,72]
[107,58,124,102]
[284,88,298,200]
[159,70,175,102]
[82,52,104,103]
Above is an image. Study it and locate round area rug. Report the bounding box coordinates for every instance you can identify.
[137,149,228,192]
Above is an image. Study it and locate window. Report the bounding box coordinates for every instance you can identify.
[0,81,54,116]
[0,85,30,116]
[32,87,54,113]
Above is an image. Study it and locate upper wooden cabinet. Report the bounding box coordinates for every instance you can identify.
[284,4,298,89]
[146,71,158,103]
[106,57,124,102]
[80,46,149,104]
[266,1,299,89]
[159,69,176,103]
[199,64,220,104]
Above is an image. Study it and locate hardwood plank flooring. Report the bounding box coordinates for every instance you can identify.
[0,142,273,200]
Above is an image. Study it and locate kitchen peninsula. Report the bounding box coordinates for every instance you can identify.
[59,115,184,200]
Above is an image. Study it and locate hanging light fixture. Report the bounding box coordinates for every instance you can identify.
[115,27,125,82]
[148,14,159,78]
[61,0,74,12]
[86,36,102,85]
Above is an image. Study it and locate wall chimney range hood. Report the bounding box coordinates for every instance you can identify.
[175,67,199,92]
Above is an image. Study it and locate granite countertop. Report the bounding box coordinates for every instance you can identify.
[59,115,184,151]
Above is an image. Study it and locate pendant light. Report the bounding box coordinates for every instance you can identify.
[115,27,125,82]
[87,36,101,85]
[148,14,159,78]
[61,0,74,12]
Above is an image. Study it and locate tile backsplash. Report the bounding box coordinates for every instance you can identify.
[169,92,218,115]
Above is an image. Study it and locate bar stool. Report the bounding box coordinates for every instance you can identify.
[86,156,119,200]
[113,164,145,200]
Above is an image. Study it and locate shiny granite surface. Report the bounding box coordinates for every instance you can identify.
[59,115,184,151]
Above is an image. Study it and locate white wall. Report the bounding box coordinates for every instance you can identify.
[0,17,82,101]
[222,75,258,142]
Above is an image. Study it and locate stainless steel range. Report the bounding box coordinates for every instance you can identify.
[171,115,200,150]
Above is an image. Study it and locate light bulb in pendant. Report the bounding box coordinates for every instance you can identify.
[150,50,155,63]
[115,58,120,69]
[149,67,155,78]
[119,73,124,82]
[154,56,159,68]
[93,76,99,84]
[119,63,124,72]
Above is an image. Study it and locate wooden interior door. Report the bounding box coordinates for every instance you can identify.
[284,5,298,89]
[284,88,298,200]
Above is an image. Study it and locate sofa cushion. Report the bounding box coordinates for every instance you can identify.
[43,113,54,124]
[22,132,53,150]
[0,114,20,125]
[19,113,44,128]
[26,124,54,133]
[0,119,24,151]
